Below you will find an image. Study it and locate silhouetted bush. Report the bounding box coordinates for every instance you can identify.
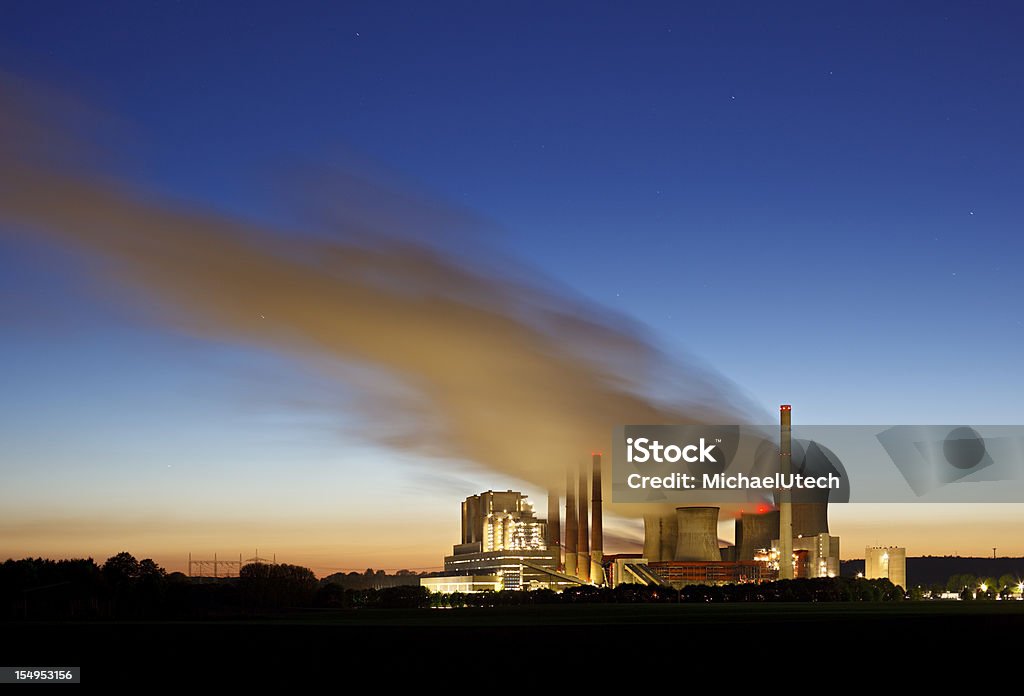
[239,562,318,609]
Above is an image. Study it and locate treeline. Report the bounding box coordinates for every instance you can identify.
[909,573,1023,600]
[3,555,910,620]
[1,553,172,620]
[422,577,905,608]
[674,576,904,603]
[316,584,431,608]
[316,577,905,609]
[1,553,323,620]
[319,569,426,590]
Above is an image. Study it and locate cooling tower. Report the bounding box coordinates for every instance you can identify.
[590,453,603,585]
[673,507,722,562]
[642,513,679,562]
[564,469,577,576]
[659,513,678,561]
[792,502,829,538]
[643,514,662,562]
[736,510,781,561]
[577,461,590,582]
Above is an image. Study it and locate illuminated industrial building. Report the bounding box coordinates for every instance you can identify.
[419,575,502,594]
[767,533,840,579]
[648,560,765,587]
[607,554,645,586]
[865,546,907,590]
[800,533,840,578]
[460,490,546,553]
[448,490,558,589]
[424,455,609,592]
[422,490,569,592]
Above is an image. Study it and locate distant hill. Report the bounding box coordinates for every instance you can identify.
[841,557,1024,587]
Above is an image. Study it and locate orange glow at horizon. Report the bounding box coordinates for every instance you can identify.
[5,503,1024,578]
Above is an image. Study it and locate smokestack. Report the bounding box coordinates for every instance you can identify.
[547,487,561,569]
[779,404,794,579]
[590,453,603,585]
[564,468,577,576]
[577,461,591,582]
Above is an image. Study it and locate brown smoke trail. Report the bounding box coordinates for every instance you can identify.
[0,78,759,512]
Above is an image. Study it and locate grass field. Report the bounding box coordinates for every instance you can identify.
[5,602,1023,685]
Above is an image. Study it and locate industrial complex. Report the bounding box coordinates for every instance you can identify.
[421,406,902,593]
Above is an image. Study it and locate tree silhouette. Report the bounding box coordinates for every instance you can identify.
[239,562,318,608]
[138,559,165,580]
[102,552,140,586]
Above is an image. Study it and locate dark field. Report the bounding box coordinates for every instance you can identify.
[4,602,1024,685]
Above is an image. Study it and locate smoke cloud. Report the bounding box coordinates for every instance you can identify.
[0,78,760,515]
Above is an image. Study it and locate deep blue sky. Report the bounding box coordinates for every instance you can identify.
[2,2,1023,569]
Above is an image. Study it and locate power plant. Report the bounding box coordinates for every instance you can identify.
[633,404,841,585]
[422,405,847,592]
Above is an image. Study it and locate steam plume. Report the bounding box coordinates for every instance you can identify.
[0,79,760,511]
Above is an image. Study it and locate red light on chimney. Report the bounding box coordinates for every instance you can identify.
[780,404,791,411]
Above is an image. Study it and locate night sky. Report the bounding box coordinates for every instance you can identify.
[2,2,1023,573]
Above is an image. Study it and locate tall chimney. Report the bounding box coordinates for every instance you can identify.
[577,461,591,582]
[590,453,604,585]
[564,468,578,576]
[779,404,794,579]
[547,487,561,569]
